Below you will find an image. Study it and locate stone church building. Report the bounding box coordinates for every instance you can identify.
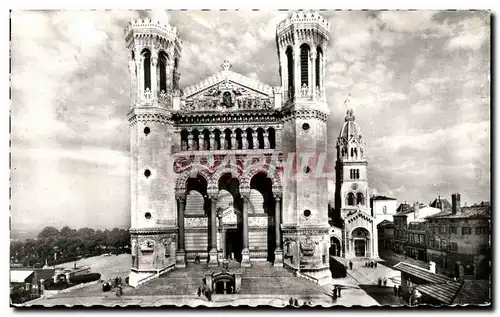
[125,11,377,287]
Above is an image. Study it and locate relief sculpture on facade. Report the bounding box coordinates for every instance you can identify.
[300,236,317,257]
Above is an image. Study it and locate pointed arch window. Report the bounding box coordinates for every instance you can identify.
[316,46,322,89]
[158,52,167,93]
[142,50,151,90]
[286,47,294,98]
[300,44,310,87]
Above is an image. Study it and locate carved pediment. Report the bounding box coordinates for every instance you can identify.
[181,67,275,112]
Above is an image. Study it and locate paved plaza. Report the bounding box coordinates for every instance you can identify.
[21,254,408,307]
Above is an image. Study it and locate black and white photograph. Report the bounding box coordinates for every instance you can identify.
[8,6,491,308]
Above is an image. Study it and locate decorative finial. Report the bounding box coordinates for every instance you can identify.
[344,93,352,112]
[221,60,232,71]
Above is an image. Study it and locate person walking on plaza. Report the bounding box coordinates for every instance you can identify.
[393,285,398,297]
[338,286,342,298]
[374,262,378,268]
[383,277,387,286]
[349,261,353,270]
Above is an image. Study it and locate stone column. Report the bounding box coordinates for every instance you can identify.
[230,132,237,150]
[139,57,145,99]
[294,47,301,99]
[151,56,158,98]
[241,193,251,267]
[188,134,194,151]
[263,132,270,149]
[208,193,219,266]
[242,135,249,150]
[221,134,226,150]
[209,133,216,151]
[252,131,258,150]
[274,194,283,267]
[310,50,316,99]
[176,195,186,267]
[280,51,288,98]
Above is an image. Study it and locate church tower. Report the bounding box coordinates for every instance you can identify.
[276,11,332,284]
[335,106,378,259]
[125,18,183,287]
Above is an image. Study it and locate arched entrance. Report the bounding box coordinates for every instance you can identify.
[330,237,341,257]
[351,227,370,258]
[213,273,236,294]
[250,172,275,262]
[218,173,243,262]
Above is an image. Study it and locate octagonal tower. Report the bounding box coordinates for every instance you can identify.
[126,18,184,287]
[276,11,332,285]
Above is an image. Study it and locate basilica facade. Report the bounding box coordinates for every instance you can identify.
[125,11,376,288]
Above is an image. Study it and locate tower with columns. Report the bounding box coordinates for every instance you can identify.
[276,11,332,284]
[125,18,183,287]
[335,106,378,259]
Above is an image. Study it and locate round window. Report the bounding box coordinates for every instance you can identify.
[144,127,151,135]
[303,209,312,218]
[302,123,310,131]
[145,212,152,220]
[144,169,151,178]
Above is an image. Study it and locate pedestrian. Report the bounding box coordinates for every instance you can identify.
[393,285,398,297]
[338,286,341,298]
[374,262,377,268]
[383,277,387,286]
[398,285,402,297]
[332,289,337,300]
[378,277,382,287]
[289,297,294,306]
[349,261,353,270]
[197,286,201,297]
[294,299,299,307]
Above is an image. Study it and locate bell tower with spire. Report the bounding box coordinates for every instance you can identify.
[335,102,378,259]
[276,11,331,284]
[125,18,183,287]
[335,104,369,218]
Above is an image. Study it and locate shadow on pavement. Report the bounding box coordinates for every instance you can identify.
[358,284,406,306]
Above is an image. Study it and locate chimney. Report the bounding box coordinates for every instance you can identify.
[452,193,461,214]
[413,201,420,219]
[429,261,436,274]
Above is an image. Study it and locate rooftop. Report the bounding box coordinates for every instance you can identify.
[429,197,452,210]
[426,204,491,220]
[372,195,397,201]
[395,202,425,215]
[393,262,453,284]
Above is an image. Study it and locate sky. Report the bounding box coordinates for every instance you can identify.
[10,10,490,232]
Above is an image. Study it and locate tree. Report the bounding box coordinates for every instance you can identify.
[37,226,60,241]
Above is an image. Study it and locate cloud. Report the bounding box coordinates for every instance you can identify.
[10,10,491,230]
[445,15,490,51]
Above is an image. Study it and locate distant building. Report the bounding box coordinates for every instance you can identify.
[429,196,452,211]
[407,219,428,261]
[392,202,441,255]
[425,193,491,279]
[370,195,398,225]
[10,267,55,302]
[377,220,394,251]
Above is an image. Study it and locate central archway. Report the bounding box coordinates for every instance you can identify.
[351,227,370,258]
[218,173,243,262]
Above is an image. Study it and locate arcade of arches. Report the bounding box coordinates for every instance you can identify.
[175,167,282,266]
